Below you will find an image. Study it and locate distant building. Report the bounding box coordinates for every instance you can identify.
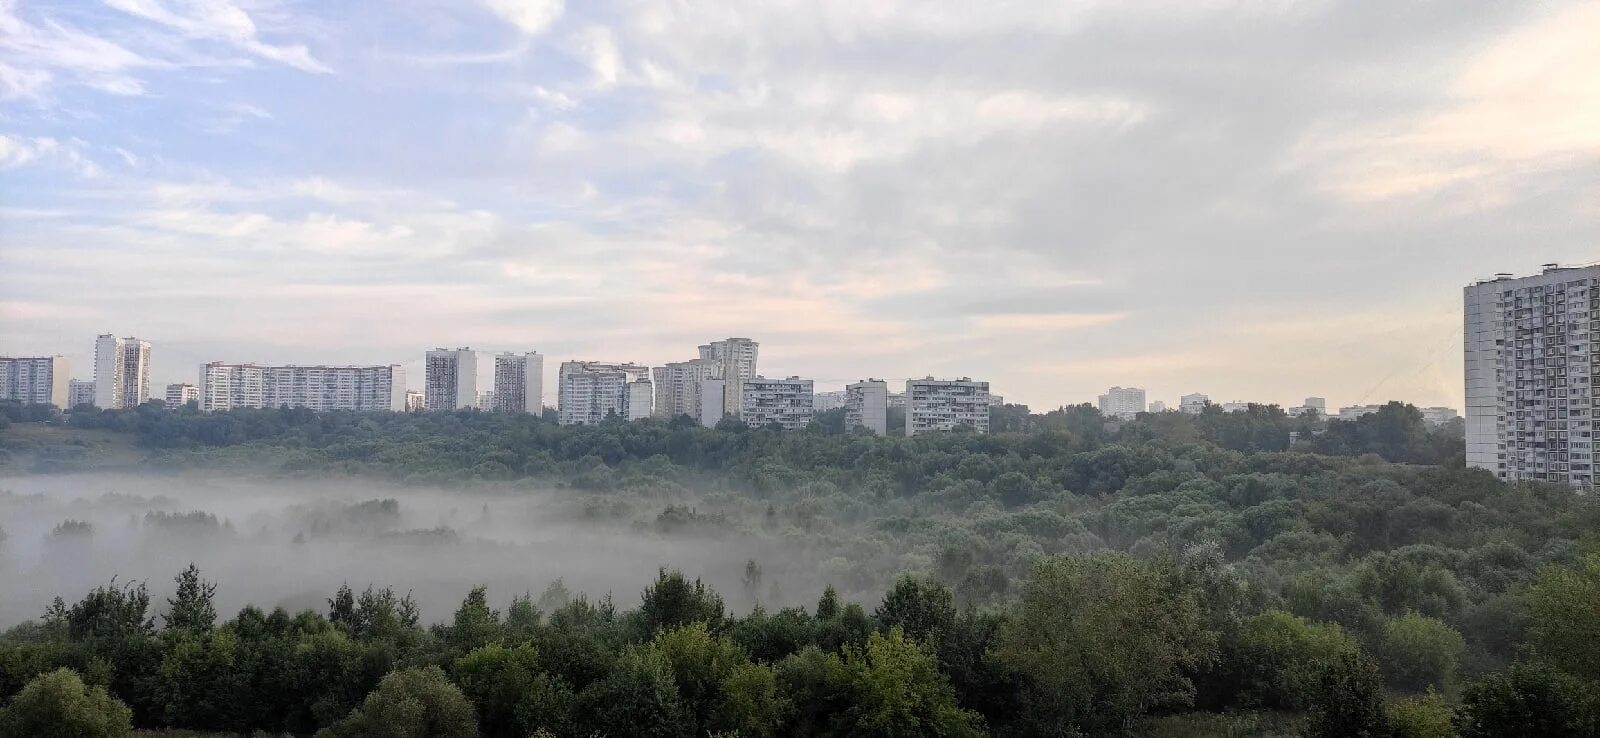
[1338,405,1381,420]
[164,383,198,410]
[1180,393,1209,414]
[726,376,813,430]
[887,392,907,410]
[699,378,728,426]
[698,337,759,381]
[425,348,477,411]
[94,335,151,409]
[1287,397,1327,416]
[493,352,544,414]
[1221,401,1251,413]
[404,390,424,412]
[557,360,650,425]
[989,394,1005,407]
[846,379,889,435]
[477,390,496,410]
[653,358,720,420]
[199,362,406,412]
[1420,406,1459,426]
[906,377,990,435]
[0,355,70,407]
[1097,386,1146,418]
[1149,400,1168,413]
[68,379,95,409]
[626,379,655,421]
[813,390,848,412]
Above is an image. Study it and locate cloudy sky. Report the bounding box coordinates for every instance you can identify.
[2,0,1596,410]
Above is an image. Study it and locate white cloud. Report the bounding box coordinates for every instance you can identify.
[572,26,620,87]
[483,0,563,35]
[102,0,332,73]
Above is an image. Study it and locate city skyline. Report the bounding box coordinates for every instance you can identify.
[3,2,1597,411]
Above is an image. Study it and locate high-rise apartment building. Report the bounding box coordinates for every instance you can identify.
[199,362,406,412]
[652,358,720,419]
[1097,386,1146,418]
[698,337,759,381]
[165,383,198,410]
[906,377,990,435]
[724,376,814,430]
[93,335,151,409]
[68,379,95,409]
[1180,393,1209,414]
[405,390,424,412]
[557,361,650,425]
[813,390,848,412]
[1465,264,1600,487]
[627,379,655,421]
[493,352,544,414]
[845,379,888,435]
[425,348,477,411]
[0,356,70,407]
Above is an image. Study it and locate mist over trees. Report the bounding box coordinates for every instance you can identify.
[0,398,1583,735]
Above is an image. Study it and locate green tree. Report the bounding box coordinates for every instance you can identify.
[444,586,503,653]
[1457,661,1600,738]
[993,553,1216,734]
[833,628,983,737]
[0,668,133,738]
[637,569,725,636]
[576,646,687,738]
[318,665,478,738]
[1306,648,1391,738]
[874,575,955,644]
[1388,689,1456,738]
[454,642,541,738]
[1528,554,1600,681]
[1379,612,1466,693]
[163,563,218,633]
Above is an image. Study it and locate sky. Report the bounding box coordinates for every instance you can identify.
[1,0,1597,410]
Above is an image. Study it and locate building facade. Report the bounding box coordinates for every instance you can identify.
[493,352,544,414]
[198,362,406,412]
[652,358,720,420]
[1097,386,1146,418]
[626,379,655,421]
[813,390,848,412]
[68,379,95,409]
[698,337,759,381]
[1420,407,1460,426]
[425,348,477,411]
[1288,397,1327,417]
[93,335,151,409]
[404,390,424,412]
[1465,264,1600,487]
[906,377,990,435]
[1180,393,1209,414]
[1149,400,1168,413]
[165,383,199,410]
[727,376,814,430]
[557,361,650,425]
[845,379,888,435]
[0,356,70,407]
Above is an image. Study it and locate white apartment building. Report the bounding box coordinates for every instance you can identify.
[425,348,477,411]
[557,361,650,425]
[627,379,654,421]
[1421,407,1460,426]
[699,378,728,426]
[164,383,199,410]
[1149,400,1168,413]
[813,390,847,412]
[1097,386,1146,418]
[1288,397,1327,417]
[726,376,814,430]
[405,390,424,412]
[94,335,151,409]
[477,391,496,410]
[1338,405,1381,420]
[888,392,906,410]
[0,356,70,407]
[493,352,544,414]
[198,362,406,412]
[69,379,95,409]
[989,394,1005,407]
[1180,393,1209,414]
[845,379,888,435]
[1466,264,1600,487]
[698,337,759,381]
[906,377,990,435]
[1221,401,1251,413]
[653,358,720,420]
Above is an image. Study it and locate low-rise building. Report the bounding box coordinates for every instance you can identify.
[906,377,990,435]
[1420,406,1459,426]
[1149,400,1168,413]
[1180,393,1209,414]
[164,383,198,410]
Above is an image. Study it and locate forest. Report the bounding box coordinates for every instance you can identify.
[1,399,1595,736]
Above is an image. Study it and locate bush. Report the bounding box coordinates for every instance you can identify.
[0,667,133,738]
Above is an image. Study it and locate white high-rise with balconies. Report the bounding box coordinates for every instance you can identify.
[698,337,759,381]
[425,348,477,411]
[1466,263,1600,487]
[68,379,95,409]
[558,360,650,425]
[0,355,69,407]
[653,358,720,420]
[846,379,888,435]
[1097,386,1146,418]
[906,377,990,435]
[93,335,151,409]
[198,362,406,412]
[493,352,544,414]
[725,376,814,430]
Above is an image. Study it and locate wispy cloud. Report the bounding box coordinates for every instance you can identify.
[102,0,332,73]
